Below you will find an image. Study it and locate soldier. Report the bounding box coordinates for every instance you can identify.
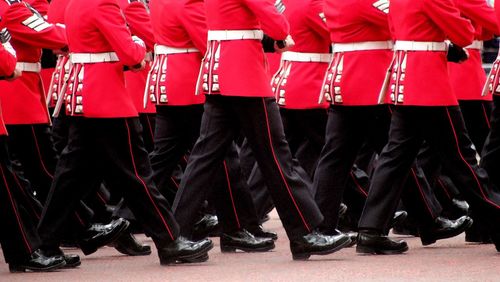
[37,0,213,266]
[0,26,68,273]
[418,0,499,243]
[147,0,275,252]
[313,0,473,248]
[357,0,500,254]
[171,0,352,260]
[479,0,500,251]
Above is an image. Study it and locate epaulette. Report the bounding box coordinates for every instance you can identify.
[4,0,22,5]
[274,0,285,14]
[372,0,389,14]
[0,28,11,43]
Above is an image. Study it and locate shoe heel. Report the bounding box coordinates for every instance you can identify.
[9,265,26,273]
[159,257,176,265]
[220,245,236,253]
[356,245,375,254]
[292,253,310,261]
[420,235,436,246]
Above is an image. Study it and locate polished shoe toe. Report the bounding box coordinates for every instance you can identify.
[192,214,220,240]
[79,218,130,255]
[113,232,152,256]
[290,231,351,260]
[247,225,278,241]
[390,211,408,228]
[9,250,66,273]
[61,254,81,268]
[158,237,214,265]
[356,232,408,255]
[220,229,275,253]
[419,216,473,246]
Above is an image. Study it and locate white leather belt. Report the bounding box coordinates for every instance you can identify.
[70,52,119,63]
[332,41,393,52]
[281,51,331,63]
[394,41,448,51]
[16,62,41,73]
[466,40,483,50]
[154,45,200,55]
[207,30,264,41]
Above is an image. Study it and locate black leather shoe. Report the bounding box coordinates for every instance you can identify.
[390,211,408,228]
[339,203,348,218]
[356,232,408,255]
[465,221,492,244]
[220,229,275,252]
[113,232,152,256]
[322,229,357,248]
[79,218,130,255]
[60,254,81,268]
[419,216,473,246]
[290,230,351,260]
[158,237,213,265]
[192,214,220,240]
[247,225,278,241]
[9,250,66,273]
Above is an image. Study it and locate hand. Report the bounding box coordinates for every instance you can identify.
[447,43,469,63]
[54,46,69,56]
[274,35,295,53]
[7,67,22,81]
[130,59,146,72]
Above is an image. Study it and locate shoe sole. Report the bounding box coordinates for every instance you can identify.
[81,221,130,255]
[160,241,214,265]
[62,260,81,269]
[115,245,152,256]
[10,261,67,273]
[292,237,352,261]
[356,244,409,255]
[421,218,474,246]
[220,242,275,253]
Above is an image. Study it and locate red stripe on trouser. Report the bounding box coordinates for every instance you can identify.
[96,191,107,205]
[31,126,54,179]
[437,178,452,199]
[124,120,175,240]
[11,170,41,219]
[481,103,491,129]
[0,164,32,254]
[170,177,179,189]
[261,98,311,232]
[445,108,500,209]
[350,171,368,197]
[410,168,434,218]
[74,212,85,226]
[222,161,241,229]
[146,115,155,142]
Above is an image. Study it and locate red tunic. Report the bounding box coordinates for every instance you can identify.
[147,0,206,106]
[0,42,17,136]
[481,1,500,98]
[320,0,393,106]
[63,0,146,118]
[200,0,289,97]
[0,0,66,124]
[448,0,498,101]
[383,0,474,106]
[118,0,155,113]
[46,0,69,108]
[271,0,330,109]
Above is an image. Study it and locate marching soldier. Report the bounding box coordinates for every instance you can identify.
[171,0,352,260]
[357,0,500,254]
[0,25,68,273]
[147,0,275,252]
[311,0,471,247]
[37,0,213,266]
